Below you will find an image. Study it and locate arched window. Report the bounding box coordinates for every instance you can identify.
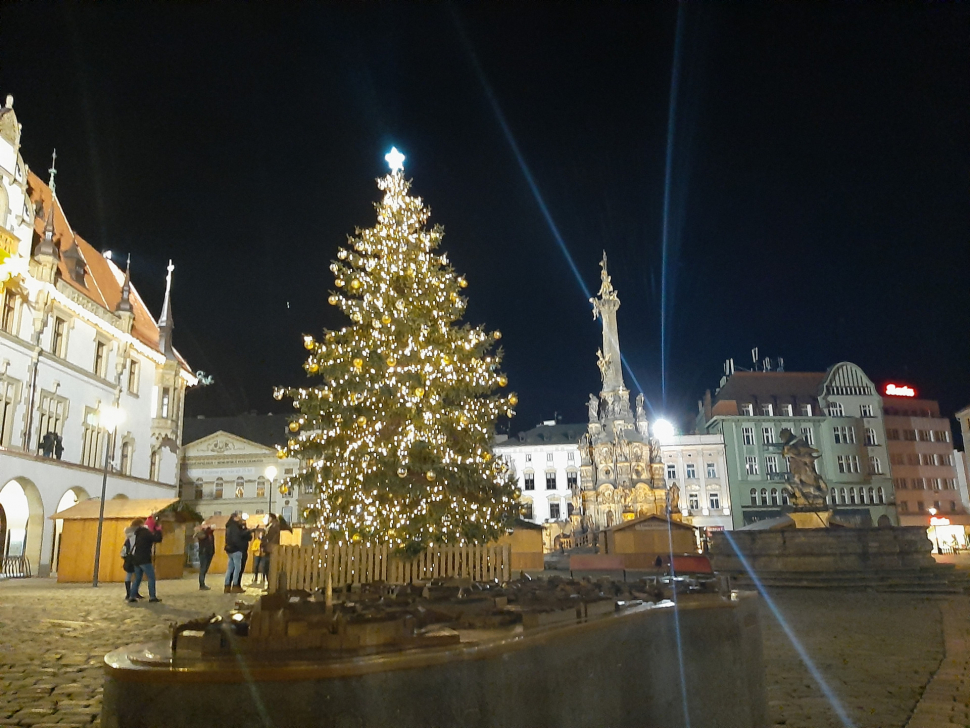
[877,486,885,504]
[760,488,768,506]
[868,487,875,504]
[149,450,161,481]
[858,487,867,505]
[256,477,266,499]
[750,488,758,506]
[829,489,838,506]
[235,476,245,498]
[839,488,847,504]
[194,478,203,500]
[782,489,791,506]
[770,488,779,506]
[215,478,224,499]
[849,488,857,505]
[119,441,133,476]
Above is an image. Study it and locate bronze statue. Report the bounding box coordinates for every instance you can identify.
[667,483,680,513]
[779,428,830,507]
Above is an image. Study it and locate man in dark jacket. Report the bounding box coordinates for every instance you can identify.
[128,515,163,603]
[224,512,251,594]
[195,525,215,590]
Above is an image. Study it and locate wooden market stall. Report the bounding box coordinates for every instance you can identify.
[601,514,698,569]
[51,498,186,583]
[198,514,305,575]
[496,519,545,572]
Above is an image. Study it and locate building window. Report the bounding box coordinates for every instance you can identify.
[917,502,925,512]
[865,428,878,446]
[877,487,885,504]
[781,404,793,417]
[80,409,106,468]
[832,426,855,444]
[545,472,556,490]
[149,450,161,481]
[917,430,931,442]
[94,340,108,378]
[745,456,759,476]
[194,478,204,500]
[742,427,755,446]
[0,377,19,447]
[886,428,900,441]
[37,391,68,446]
[0,290,17,334]
[50,316,67,357]
[950,501,957,513]
[709,489,720,509]
[904,430,917,441]
[800,404,813,417]
[760,404,773,417]
[546,452,553,462]
[741,404,754,416]
[893,478,907,490]
[749,488,757,505]
[849,488,857,505]
[765,456,779,474]
[119,440,133,475]
[936,431,951,443]
[769,488,779,506]
[828,403,844,417]
[890,454,905,466]
[685,463,696,479]
[800,427,815,446]
[899,501,909,513]
[214,477,224,498]
[920,453,933,466]
[256,477,266,498]
[567,451,575,463]
[666,464,677,480]
[688,492,699,510]
[235,476,245,498]
[127,360,140,395]
[859,404,873,417]
[868,456,882,475]
[837,455,861,474]
[567,471,578,488]
[759,488,768,506]
[524,473,535,491]
[160,387,171,419]
[706,462,717,478]
[549,502,561,520]
[525,454,532,463]
[762,427,774,444]
[867,487,875,504]
[521,502,533,520]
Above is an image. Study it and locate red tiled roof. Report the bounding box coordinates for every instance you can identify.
[25,170,190,371]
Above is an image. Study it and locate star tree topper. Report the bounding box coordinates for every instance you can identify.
[385,146,405,172]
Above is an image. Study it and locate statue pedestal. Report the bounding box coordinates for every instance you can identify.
[790,509,832,529]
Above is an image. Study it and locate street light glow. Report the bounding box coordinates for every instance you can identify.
[264,465,278,480]
[653,418,676,443]
[99,405,126,432]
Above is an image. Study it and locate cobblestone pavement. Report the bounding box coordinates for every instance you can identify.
[0,576,966,727]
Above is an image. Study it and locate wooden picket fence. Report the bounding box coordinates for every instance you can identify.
[268,542,512,594]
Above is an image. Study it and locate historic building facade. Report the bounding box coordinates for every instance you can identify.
[698,363,897,529]
[575,254,670,533]
[0,94,195,576]
[660,434,732,532]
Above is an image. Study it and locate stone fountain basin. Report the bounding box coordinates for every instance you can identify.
[103,592,766,728]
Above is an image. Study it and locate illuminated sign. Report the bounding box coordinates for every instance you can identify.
[885,383,916,397]
[930,517,950,526]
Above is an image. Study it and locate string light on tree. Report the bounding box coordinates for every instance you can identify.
[275,148,518,554]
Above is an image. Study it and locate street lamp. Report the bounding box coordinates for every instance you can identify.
[91,404,125,587]
[652,419,676,444]
[928,507,942,553]
[265,465,278,515]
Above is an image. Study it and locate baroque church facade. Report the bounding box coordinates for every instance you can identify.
[574,254,677,532]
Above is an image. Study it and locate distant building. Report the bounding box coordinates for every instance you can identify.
[883,391,968,550]
[659,434,732,533]
[179,414,302,526]
[0,94,195,576]
[956,404,970,512]
[698,362,897,529]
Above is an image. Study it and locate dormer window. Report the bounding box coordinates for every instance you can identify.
[160,387,171,419]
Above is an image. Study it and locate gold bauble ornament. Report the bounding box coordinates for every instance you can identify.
[307,363,319,373]
[483,452,492,462]
[337,249,348,260]
[426,470,436,481]
[397,467,407,478]
[353,358,363,370]
[395,299,405,311]
[386,357,396,367]
[328,295,339,306]
[335,278,345,287]
[350,279,361,291]
[498,376,508,387]
[288,421,300,433]
[357,416,367,426]
[273,389,284,401]
[442,355,451,365]
[493,331,502,340]
[414,387,425,398]
[351,533,361,542]
[458,277,468,289]
[508,394,519,406]
[277,449,286,460]
[381,314,392,325]
[303,336,315,350]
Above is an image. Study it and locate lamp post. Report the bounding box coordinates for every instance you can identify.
[92,405,125,587]
[265,465,278,516]
[928,507,942,554]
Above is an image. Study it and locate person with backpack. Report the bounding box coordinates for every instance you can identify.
[195,524,215,590]
[224,512,251,594]
[128,514,163,603]
[120,523,143,601]
[259,513,282,588]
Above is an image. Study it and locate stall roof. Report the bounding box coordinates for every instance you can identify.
[50,498,178,520]
[605,514,697,532]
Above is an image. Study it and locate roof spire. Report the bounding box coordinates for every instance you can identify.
[115,254,133,314]
[157,260,175,358]
[34,200,59,260]
[48,149,57,194]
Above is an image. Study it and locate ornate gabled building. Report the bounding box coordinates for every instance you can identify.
[575,254,672,532]
[0,93,196,576]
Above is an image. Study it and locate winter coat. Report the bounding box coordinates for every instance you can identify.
[132,524,162,566]
[195,527,215,556]
[120,527,137,573]
[261,521,281,556]
[224,519,252,554]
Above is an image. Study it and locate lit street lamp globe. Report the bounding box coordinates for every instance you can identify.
[652,419,676,444]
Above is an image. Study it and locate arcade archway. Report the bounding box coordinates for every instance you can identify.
[50,487,90,574]
[0,478,44,575]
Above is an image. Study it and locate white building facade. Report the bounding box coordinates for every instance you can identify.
[660,434,733,532]
[0,94,195,576]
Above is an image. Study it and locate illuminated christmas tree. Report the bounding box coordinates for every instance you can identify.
[275,148,519,553]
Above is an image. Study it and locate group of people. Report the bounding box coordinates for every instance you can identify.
[196,511,281,593]
[120,510,283,601]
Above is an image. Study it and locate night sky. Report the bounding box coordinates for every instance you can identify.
[2,3,967,437]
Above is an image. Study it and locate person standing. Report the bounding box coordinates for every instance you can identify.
[128,515,163,603]
[249,529,264,587]
[224,512,251,594]
[260,513,282,588]
[120,524,142,601]
[195,524,215,591]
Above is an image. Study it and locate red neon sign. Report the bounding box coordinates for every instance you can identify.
[885,383,916,397]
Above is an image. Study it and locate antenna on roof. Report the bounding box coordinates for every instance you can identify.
[48,149,57,195]
[778,357,785,372]
[751,347,759,365]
